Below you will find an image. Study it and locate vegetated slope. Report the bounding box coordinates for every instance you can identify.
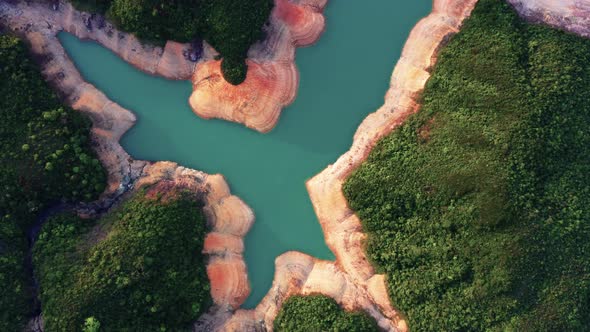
[0,35,106,331]
[343,0,590,330]
[273,294,378,332]
[69,0,274,84]
[33,189,211,331]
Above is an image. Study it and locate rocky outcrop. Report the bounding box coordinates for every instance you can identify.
[189,59,297,133]
[0,0,254,325]
[507,0,590,37]
[189,0,327,133]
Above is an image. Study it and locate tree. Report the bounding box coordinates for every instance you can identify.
[82,317,101,332]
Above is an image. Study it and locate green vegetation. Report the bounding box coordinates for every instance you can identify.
[69,0,274,84]
[0,35,106,331]
[273,294,378,332]
[343,0,590,330]
[34,190,211,331]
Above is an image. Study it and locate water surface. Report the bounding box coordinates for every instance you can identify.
[59,1,431,307]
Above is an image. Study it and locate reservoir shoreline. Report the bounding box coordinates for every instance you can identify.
[3,0,587,331]
[1,0,329,133]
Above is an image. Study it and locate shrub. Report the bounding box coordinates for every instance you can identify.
[274,294,378,332]
[221,57,248,85]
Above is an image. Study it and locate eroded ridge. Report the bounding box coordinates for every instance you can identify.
[0,1,200,80]
[195,1,479,331]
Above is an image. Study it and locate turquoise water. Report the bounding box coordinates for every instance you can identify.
[59,1,431,308]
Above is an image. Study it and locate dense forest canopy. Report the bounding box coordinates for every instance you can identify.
[0,34,106,331]
[69,0,274,84]
[274,294,379,332]
[34,190,211,331]
[344,0,590,330]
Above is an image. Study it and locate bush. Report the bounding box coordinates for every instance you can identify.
[0,35,106,331]
[273,295,378,332]
[34,190,211,331]
[221,57,248,85]
[343,0,590,330]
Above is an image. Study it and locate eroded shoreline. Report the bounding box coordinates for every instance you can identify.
[1,0,255,329]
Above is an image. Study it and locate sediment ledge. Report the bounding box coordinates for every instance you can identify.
[189,0,328,133]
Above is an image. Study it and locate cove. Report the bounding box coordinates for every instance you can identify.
[58,1,431,308]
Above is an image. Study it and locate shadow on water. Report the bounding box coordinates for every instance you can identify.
[57,1,432,308]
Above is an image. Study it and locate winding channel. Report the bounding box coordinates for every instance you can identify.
[58,1,431,308]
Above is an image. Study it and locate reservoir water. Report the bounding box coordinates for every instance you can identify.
[59,1,431,308]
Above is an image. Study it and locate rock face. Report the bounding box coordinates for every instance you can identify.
[507,0,590,37]
[136,164,254,310]
[189,0,328,133]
